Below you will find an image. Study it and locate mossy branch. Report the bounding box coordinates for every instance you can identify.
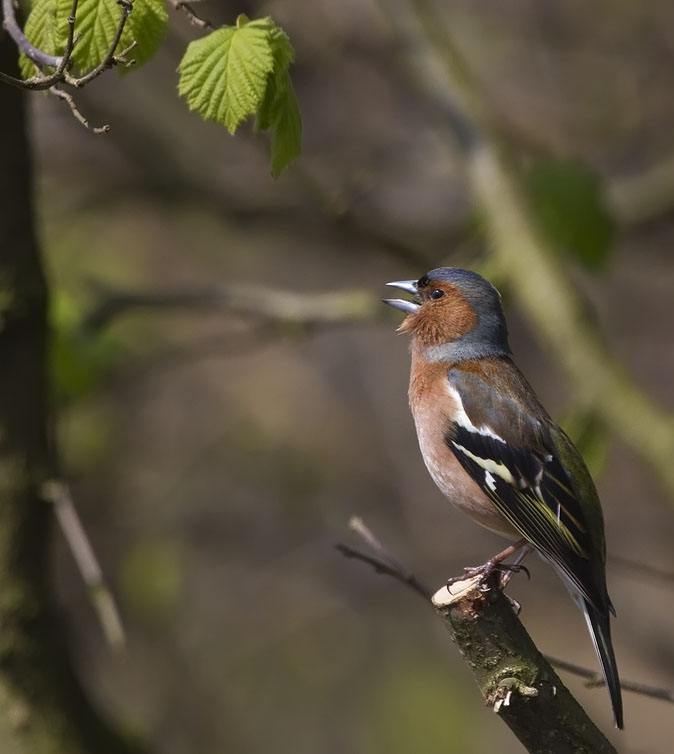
[338,519,622,753]
[433,575,618,754]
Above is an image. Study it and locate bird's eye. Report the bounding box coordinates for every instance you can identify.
[430,289,445,300]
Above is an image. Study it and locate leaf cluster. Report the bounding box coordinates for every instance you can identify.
[20,0,168,78]
[15,4,301,175]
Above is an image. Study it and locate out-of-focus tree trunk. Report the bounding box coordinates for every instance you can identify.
[0,34,145,754]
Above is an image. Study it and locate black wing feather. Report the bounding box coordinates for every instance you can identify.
[446,422,602,608]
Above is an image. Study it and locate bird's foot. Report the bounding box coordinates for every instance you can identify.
[446,558,503,590]
[446,541,532,592]
[447,558,531,589]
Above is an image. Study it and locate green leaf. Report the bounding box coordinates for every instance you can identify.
[269,74,302,177]
[178,16,302,175]
[19,0,61,79]
[61,0,168,73]
[178,19,276,134]
[524,158,616,271]
[19,0,167,78]
[254,24,302,176]
[254,25,294,130]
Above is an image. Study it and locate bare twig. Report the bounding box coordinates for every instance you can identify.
[170,0,213,30]
[547,656,674,704]
[41,479,126,652]
[51,87,110,134]
[2,0,63,68]
[0,0,80,89]
[69,1,136,88]
[335,543,432,600]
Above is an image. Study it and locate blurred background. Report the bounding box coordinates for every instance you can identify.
[25,0,674,752]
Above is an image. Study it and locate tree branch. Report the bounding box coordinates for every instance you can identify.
[82,281,383,332]
[68,1,136,89]
[431,575,618,753]
[1,0,80,90]
[0,32,148,753]
[51,86,111,134]
[1,0,135,133]
[2,0,63,68]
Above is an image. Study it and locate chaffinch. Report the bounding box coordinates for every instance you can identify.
[384,267,623,729]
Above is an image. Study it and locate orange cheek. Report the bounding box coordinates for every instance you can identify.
[409,287,476,345]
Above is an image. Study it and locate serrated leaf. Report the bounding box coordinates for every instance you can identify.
[178,20,276,134]
[177,16,302,175]
[20,0,167,77]
[19,0,61,79]
[524,158,616,271]
[58,0,168,73]
[254,24,295,131]
[123,0,168,68]
[253,25,301,176]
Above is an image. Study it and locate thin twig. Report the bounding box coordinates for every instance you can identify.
[0,0,80,90]
[41,479,126,652]
[335,543,432,600]
[170,0,213,30]
[69,0,135,88]
[337,516,674,706]
[547,656,674,704]
[2,0,62,68]
[1,0,134,138]
[2,0,133,93]
[51,86,110,133]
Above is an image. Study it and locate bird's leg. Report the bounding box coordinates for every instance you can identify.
[499,542,534,588]
[447,538,531,589]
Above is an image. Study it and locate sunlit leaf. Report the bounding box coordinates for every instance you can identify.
[19,0,60,78]
[178,15,302,175]
[178,18,275,134]
[19,0,167,77]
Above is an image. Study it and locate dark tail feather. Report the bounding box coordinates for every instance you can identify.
[583,599,624,729]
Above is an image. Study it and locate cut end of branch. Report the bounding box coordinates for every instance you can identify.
[431,575,483,606]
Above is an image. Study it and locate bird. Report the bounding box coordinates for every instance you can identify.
[383,266,623,729]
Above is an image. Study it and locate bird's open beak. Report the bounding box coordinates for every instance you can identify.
[383,280,420,314]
